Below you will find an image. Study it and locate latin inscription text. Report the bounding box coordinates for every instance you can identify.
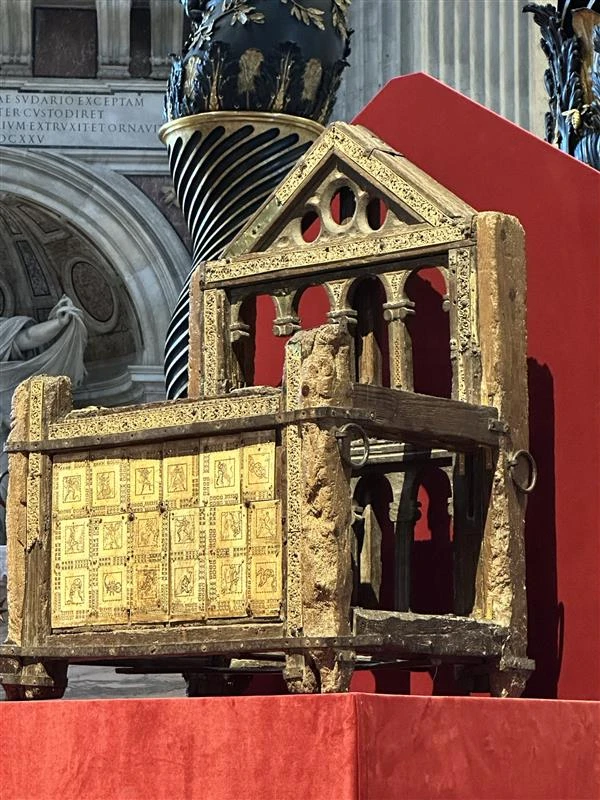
[0,90,164,148]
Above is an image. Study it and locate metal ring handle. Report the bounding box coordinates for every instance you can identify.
[335,423,370,469]
[508,449,537,494]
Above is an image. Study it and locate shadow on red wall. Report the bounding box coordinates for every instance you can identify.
[253,287,329,387]
[404,268,452,398]
[246,75,598,699]
[524,359,560,698]
[355,73,600,700]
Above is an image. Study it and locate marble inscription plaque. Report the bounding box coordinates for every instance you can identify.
[0,89,164,149]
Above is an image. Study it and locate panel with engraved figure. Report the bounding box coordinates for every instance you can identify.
[53,458,89,516]
[207,503,247,618]
[248,499,282,617]
[91,454,125,514]
[201,442,241,506]
[169,508,205,620]
[242,441,275,502]
[129,454,161,510]
[163,445,199,509]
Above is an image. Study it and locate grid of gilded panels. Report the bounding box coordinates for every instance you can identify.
[50,436,282,629]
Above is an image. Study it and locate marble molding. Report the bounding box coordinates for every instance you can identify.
[0,0,32,77]
[149,0,183,80]
[0,0,183,82]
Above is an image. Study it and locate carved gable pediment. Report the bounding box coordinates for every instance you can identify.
[204,122,475,288]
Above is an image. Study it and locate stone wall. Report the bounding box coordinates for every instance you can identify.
[334,0,547,138]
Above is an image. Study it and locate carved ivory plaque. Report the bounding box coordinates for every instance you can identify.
[51,437,281,628]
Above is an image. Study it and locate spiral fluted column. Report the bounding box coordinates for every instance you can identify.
[159,113,323,400]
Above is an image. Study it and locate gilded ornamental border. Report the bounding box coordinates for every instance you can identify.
[208,224,469,286]
[48,393,282,442]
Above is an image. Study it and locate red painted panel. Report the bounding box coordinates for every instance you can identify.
[354,73,600,700]
[254,287,329,386]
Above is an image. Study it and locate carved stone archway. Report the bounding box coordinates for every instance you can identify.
[0,147,189,402]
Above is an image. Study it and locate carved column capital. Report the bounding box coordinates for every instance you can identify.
[229,321,251,343]
[383,298,415,322]
[271,292,301,337]
[324,279,356,329]
[326,307,357,329]
[229,298,250,343]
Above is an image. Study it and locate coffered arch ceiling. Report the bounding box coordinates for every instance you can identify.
[0,194,139,367]
[0,148,190,404]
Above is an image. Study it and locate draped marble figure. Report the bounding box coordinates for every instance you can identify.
[0,296,87,543]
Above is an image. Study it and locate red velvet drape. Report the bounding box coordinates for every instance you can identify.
[1,694,598,799]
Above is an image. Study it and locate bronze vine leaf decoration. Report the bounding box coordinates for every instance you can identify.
[281,0,326,31]
[222,0,265,25]
[232,6,265,25]
[332,0,351,38]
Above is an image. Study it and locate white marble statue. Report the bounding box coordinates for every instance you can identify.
[0,295,87,545]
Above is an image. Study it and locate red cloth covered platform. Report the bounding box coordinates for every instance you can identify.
[1,694,598,799]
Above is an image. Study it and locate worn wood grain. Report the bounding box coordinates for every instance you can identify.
[474,213,529,696]
[351,384,500,449]
[0,632,382,660]
[353,609,507,658]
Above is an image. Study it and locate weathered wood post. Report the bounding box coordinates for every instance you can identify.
[283,324,354,692]
[2,376,71,699]
[475,212,530,696]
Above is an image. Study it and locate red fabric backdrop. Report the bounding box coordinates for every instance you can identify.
[352,74,600,700]
[251,75,600,700]
[1,694,598,800]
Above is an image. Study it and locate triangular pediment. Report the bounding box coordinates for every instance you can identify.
[222,122,475,261]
